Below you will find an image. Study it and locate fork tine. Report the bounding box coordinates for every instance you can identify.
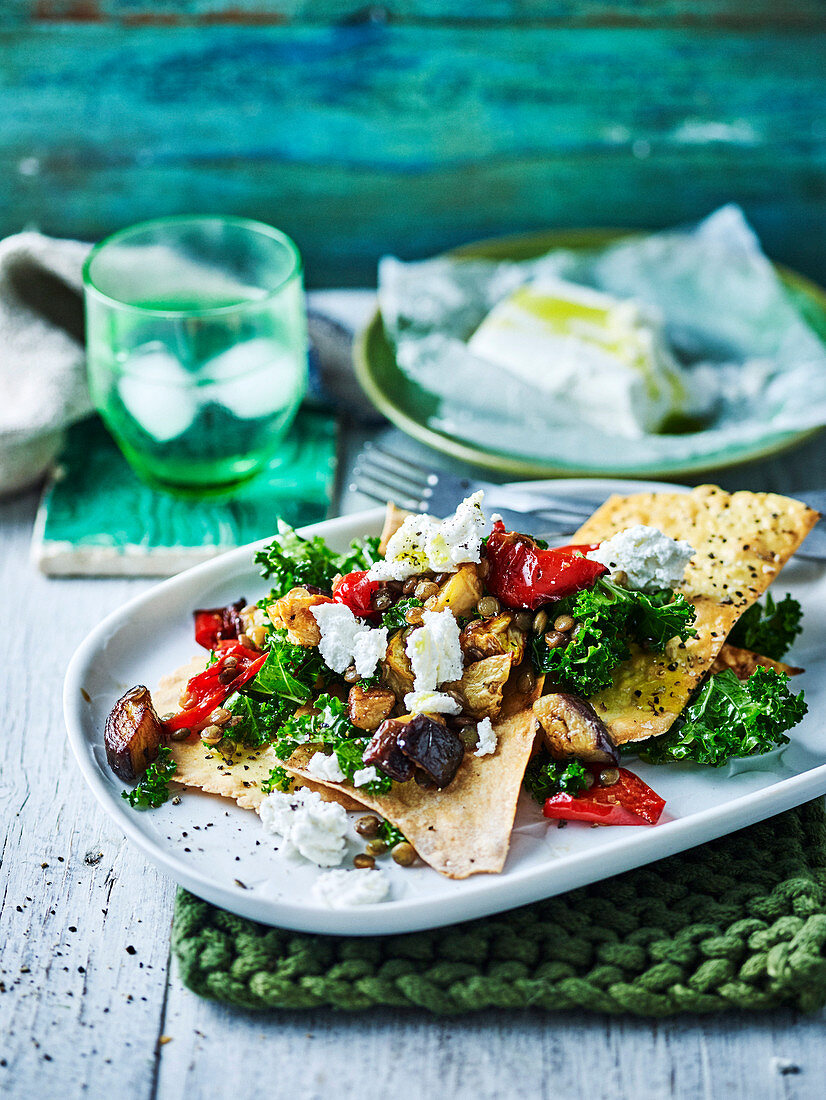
[355,451,429,496]
[354,461,426,499]
[349,472,423,512]
[369,443,434,479]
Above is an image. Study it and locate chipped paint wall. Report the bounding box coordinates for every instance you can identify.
[2,3,826,285]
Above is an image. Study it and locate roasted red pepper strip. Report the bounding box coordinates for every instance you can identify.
[332,570,380,618]
[484,521,607,610]
[163,644,267,733]
[543,767,666,826]
[193,597,246,650]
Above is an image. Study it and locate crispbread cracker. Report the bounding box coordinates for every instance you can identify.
[711,643,802,680]
[572,485,818,744]
[284,675,544,879]
[153,658,363,812]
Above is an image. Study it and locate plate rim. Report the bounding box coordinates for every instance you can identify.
[64,479,826,936]
[352,226,824,479]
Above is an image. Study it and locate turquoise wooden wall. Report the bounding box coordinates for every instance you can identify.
[2,2,826,287]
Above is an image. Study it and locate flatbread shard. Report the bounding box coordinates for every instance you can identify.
[571,484,818,745]
[711,643,802,680]
[284,677,544,880]
[153,658,363,812]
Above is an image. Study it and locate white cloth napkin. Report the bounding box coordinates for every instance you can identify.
[0,231,93,494]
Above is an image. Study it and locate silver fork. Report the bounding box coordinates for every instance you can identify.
[350,443,603,537]
[351,443,826,558]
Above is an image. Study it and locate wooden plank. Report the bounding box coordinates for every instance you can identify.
[0,493,174,1097]
[154,992,826,1100]
[1,25,826,286]
[8,1,826,30]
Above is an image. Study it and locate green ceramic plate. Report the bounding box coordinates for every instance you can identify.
[353,228,826,479]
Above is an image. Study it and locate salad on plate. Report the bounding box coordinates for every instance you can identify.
[103,484,818,905]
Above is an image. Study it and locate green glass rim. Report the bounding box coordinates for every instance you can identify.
[82,215,303,317]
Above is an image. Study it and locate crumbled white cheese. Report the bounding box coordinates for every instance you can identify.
[368,491,488,581]
[403,690,462,715]
[474,716,497,757]
[588,524,695,591]
[352,765,380,787]
[352,626,388,678]
[405,608,464,692]
[310,602,387,677]
[259,788,349,867]
[305,751,346,784]
[312,868,391,908]
[310,602,363,673]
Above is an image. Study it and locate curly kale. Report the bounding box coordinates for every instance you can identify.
[245,630,323,702]
[273,694,392,794]
[531,577,696,697]
[728,592,803,661]
[523,754,589,804]
[224,629,327,748]
[122,746,177,809]
[261,765,293,795]
[643,667,807,767]
[381,597,423,631]
[226,694,295,748]
[255,523,381,600]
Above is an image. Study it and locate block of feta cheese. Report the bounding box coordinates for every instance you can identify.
[467,278,687,437]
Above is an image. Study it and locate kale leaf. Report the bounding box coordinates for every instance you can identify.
[255,524,380,599]
[531,577,696,697]
[261,765,293,795]
[273,694,392,794]
[122,746,177,809]
[225,629,327,747]
[523,754,589,804]
[643,667,807,767]
[728,592,803,661]
[226,693,294,748]
[245,632,321,703]
[381,597,423,631]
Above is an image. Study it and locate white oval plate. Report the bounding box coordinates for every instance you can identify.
[64,479,826,936]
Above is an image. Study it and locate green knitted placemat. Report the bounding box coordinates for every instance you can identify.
[173,799,826,1016]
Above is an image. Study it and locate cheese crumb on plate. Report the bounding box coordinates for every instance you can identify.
[259,788,349,867]
[312,868,391,907]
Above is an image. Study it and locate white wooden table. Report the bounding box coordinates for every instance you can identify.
[3,421,826,1100]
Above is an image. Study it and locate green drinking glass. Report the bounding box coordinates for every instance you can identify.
[83,216,307,495]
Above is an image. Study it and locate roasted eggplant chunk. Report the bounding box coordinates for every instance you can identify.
[380,629,416,697]
[460,612,526,665]
[452,653,513,719]
[348,684,397,731]
[397,713,465,788]
[363,717,416,782]
[430,563,484,618]
[533,693,619,765]
[105,685,164,782]
[365,713,465,788]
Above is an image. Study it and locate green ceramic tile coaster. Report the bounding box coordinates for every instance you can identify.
[32,411,338,576]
